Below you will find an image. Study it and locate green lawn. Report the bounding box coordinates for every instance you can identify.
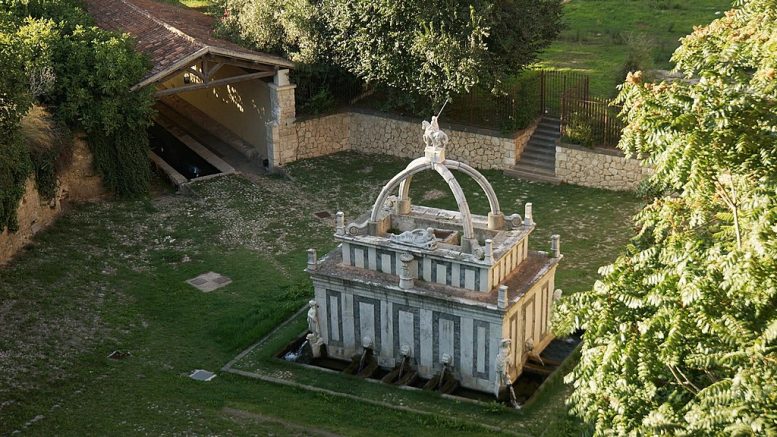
[537,0,731,97]
[156,0,212,11]
[0,152,642,435]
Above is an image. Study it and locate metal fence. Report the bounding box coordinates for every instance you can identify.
[540,70,589,118]
[295,69,623,145]
[560,95,624,148]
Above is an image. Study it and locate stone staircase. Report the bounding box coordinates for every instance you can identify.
[505,116,561,184]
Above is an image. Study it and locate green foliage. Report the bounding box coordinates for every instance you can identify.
[291,62,361,115]
[219,0,562,103]
[0,1,154,232]
[0,133,32,231]
[1,0,154,201]
[47,23,154,195]
[620,31,655,82]
[555,0,777,434]
[505,70,542,131]
[561,112,594,148]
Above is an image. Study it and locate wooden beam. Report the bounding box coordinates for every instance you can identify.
[185,65,207,82]
[206,62,225,80]
[154,71,275,98]
[204,53,278,73]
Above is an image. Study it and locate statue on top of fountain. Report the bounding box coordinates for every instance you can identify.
[422,116,449,149]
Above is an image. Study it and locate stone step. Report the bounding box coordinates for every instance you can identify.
[517,156,555,171]
[525,140,556,153]
[504,166,561,184]
[535,125,561,137]
[521,147,556,159]
[531,131,559,143]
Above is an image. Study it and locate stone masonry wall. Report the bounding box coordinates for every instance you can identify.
[555,144,651,191]
[348,112,515,169]
[290,111,520,169]
[292,112,351,160]
[0,136,105,264]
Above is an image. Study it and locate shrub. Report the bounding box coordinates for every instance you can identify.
[22,105,72,200]
[562,112,594,147]
[620,31,655,80]
[0,1,154,232]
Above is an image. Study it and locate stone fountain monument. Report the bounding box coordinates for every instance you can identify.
[305,116,563,397]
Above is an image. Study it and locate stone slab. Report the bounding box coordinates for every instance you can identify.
[186,272,232,292]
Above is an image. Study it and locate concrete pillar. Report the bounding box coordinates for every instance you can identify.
[488,212,505,230]
[266,69,297,171]
[484,239,494,264]
[398,198,412,215]
[335,211,345,235]
[399,253,416,290]
[498,285,508,309]
[307,248,317,271]
[551,235,560,258]
[524,203,534,227]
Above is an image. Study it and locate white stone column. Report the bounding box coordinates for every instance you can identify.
[550,235,561,258]
[484,239,494,264]
[399,253,417,290]
[307,248,317,271]
[498,285,508,309]
[266,69,297,171]
[524,202,534,227]
[335,211,345,235]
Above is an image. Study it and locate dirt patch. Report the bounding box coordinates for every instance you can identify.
[222,407,343,437]
[421,189,446,201]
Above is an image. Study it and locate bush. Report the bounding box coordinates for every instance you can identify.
[506,70,542,131]
[620,32,655,80]
[292,63,361,115]
[562,112,594,147]
[22,105,72,200]
[0,1,154,232]
[0,133,32,231]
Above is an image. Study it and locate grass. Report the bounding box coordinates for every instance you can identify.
[0,152,642,435]
[537,0,732,97]
[155,0,212,11]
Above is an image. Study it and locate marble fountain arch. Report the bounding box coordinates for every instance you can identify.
[305,116,564,399]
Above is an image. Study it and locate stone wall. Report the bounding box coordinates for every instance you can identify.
[287,110,524,169]
[293,112,351,160]
[348,112,516,170]
[0,136,105,264]
[555,144,651,191]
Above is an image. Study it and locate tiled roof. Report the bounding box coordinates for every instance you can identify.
[83,0,294,87]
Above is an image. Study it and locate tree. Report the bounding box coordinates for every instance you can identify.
[554,0,777,434]
[218,0,562,102]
